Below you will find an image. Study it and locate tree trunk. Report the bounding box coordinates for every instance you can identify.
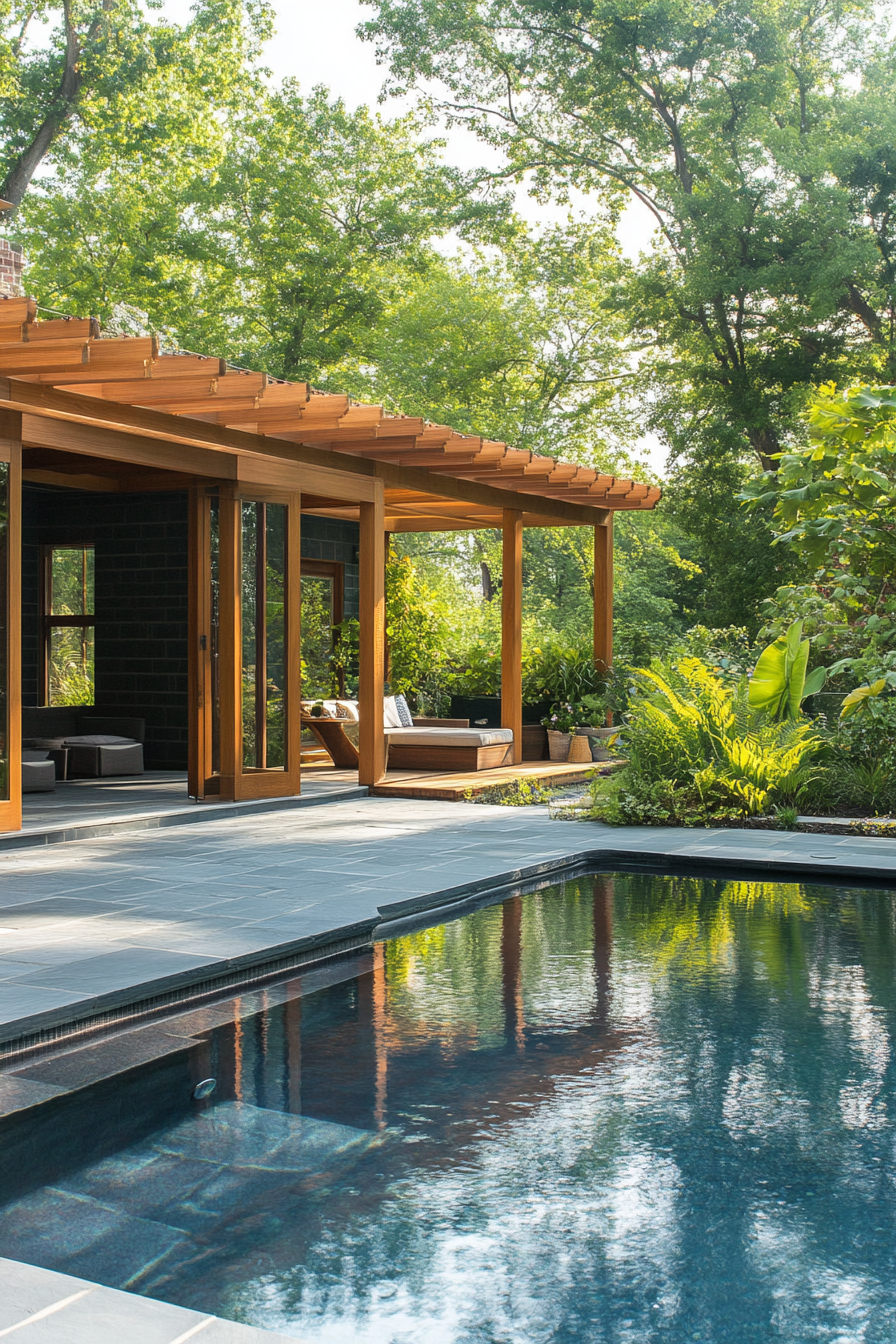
[480,561,496,602]
[747,427,782,473]
[0,1,84,207]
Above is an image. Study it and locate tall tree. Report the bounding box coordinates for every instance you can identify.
[360,0,896,471]
[0,0,271,208]
[14,83,490,382]
[342,223,642,465]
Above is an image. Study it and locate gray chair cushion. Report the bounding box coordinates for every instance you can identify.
[79,716,146,743]
[67,742,144,778]
[22,760,56,793]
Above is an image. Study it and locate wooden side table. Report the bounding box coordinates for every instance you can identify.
[301,716,360,769]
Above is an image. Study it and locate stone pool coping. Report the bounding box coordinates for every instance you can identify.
[0,1256,296,1341]
[1,796,896,1061]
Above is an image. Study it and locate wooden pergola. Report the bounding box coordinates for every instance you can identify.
[0,295,660,830]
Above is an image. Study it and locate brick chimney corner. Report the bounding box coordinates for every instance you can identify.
[0,237,25,298]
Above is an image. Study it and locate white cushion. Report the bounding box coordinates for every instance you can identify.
[383,695,403,729]
[64,734,137,746]
[385,727,513,748]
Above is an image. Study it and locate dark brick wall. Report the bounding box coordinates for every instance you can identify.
[22,485,190,769]
[301,516,360,618]
[21,490,362,770]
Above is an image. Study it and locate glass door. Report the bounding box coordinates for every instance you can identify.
[240,500,287,774]
[190,486,300,801]
[300,560,344,700]
[0,435,21,832]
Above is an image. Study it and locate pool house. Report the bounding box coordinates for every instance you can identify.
[0,292,660,833]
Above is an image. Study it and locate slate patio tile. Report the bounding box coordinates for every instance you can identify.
[13,1282,209,1344]
[0,897,146,929]
[0,983,94,1025]
[5,948,218,996]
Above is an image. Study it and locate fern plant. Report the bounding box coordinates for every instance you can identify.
[593,658,822,824]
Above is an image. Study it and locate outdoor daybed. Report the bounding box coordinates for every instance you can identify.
[301,695,514,772]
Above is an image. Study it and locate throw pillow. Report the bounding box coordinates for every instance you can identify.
[394,693,414,727]
[383,695,403,728]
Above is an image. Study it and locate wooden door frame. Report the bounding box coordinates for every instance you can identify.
[188,485,215,798]
[0,412,21,832]
[225,484,302,801]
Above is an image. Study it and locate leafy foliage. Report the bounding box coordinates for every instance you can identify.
[363,0,896,621]
[0,0,272,207]
[748,620,826,720]
[744,383,896,667]
[591,657,823,824]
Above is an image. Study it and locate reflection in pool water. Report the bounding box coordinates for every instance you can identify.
[1,872,896,1342]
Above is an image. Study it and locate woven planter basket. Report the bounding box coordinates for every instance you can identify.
[567,733,592,763]
[547,730,571,762]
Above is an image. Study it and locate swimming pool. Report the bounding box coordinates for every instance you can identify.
[0,870,894,1341]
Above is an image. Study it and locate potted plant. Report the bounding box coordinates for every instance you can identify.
[542,702,583,761]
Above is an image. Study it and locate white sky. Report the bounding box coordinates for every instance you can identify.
[160,0,666,471]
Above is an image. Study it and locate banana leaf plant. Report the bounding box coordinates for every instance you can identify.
[748,620,826,721]
[840,677,889,719]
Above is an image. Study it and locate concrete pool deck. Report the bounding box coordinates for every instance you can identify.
[1,793,896,1060]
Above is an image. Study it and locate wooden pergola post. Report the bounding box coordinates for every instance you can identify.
[501,509,523,765]
[383,529,392,687]
[0,409,22,834]
[594,516,613,671]
[359,485,386,785]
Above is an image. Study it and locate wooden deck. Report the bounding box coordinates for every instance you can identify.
[369,759,601,801]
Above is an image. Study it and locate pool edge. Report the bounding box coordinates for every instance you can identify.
[2,839,896,1060]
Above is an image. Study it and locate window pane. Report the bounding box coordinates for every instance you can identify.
[51,547,94,616]
[241,502,259,769]
[265,504,286,769]
[0,463,8,801]
[209,495,220,776]
[48,625,94,705]
[301,576,335,700]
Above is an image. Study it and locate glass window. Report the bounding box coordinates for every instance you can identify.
[241,502,286,770]
[301,575,335,699]
[42,546,95,705]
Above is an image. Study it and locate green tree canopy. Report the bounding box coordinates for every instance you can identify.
[360,0,896,625]
[743,382,896,658]
[14,81,498,383]
[0,0,271,207]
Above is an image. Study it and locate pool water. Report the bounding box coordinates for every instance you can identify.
[1,871,896,1342]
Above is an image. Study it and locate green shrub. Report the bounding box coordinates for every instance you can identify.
[589,658,823,825]
[799,697,896,817]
